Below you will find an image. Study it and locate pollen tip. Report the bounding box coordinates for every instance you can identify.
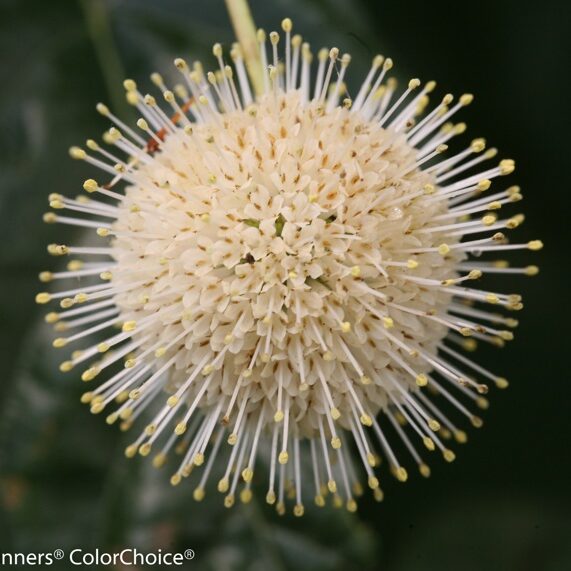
[419,464,431,478]
[69,146,86,160]
[460,93,474,106]
[122,320,137,332]
[281,18,292,32]
[528,240,543,251]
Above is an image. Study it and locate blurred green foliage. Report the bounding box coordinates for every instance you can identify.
[0,0,569,569]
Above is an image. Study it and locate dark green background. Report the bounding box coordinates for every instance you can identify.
[0,0,569,569]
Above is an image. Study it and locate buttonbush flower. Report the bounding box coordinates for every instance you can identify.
[37,8,541,515]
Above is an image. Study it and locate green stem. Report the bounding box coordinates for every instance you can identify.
[224,0,264,97]
[79,0,130,118]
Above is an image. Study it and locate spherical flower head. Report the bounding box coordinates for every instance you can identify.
[39,15,540,514]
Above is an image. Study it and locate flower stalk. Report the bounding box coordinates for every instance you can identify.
[225,0,264,97]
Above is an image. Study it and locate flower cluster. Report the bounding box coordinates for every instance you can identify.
[37,18,540,514]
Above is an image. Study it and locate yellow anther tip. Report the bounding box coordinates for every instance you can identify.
[438,243,450,255]
[48,244,69,256]
[139,443,152,457]
[443,449,456,462]
[89,400,105,415]
[39,271,53,283]
[122,320,137,332]
[495,377,509,389]
[528,240,543,251]
[83,179,98,193]
[293,504,304,517]
[240,489,252,504]
[175,422,187,435]
[73,292,89,303]
[202,364,214,375]
[368,54,383,69]
[419,464,431,478]
[217,478,229,493]
[460,93,474,106]
[174,57,187,70]
[59,361,73,373]
[360,414,373,427]
[423,437,435,451]
[81,367,100,382]
[95,102,109,115]
[125,445,138,458]
[350,265,361,277]
[368,476,379,490]
[477,179,492,191]
[454,430,468,444]
[45,312,60,325]
[151,453,166,469]
[471,138,486,152]
[314,494,325,507]
[346,499,358,513]
[482,215,496,226]
[281,18,293,32]
[35,292,51,304]
[69,146,86,160]
[43,212,57,223]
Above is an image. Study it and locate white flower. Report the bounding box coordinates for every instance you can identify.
[38,15,541,515]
